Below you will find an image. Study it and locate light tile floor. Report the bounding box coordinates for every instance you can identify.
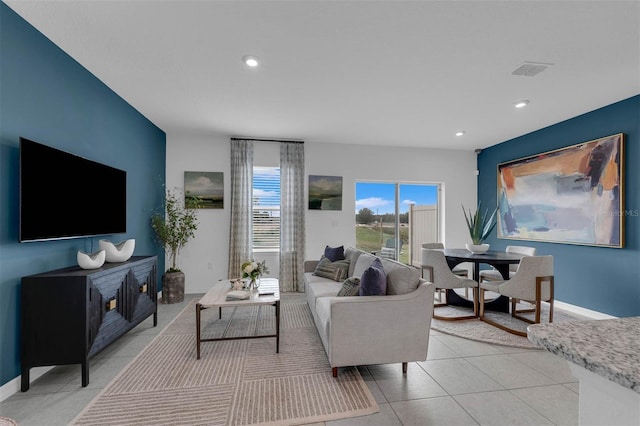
[0,294,579,425]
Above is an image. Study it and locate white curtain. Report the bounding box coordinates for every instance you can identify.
[228,139,253,278]
[279,142,305,292]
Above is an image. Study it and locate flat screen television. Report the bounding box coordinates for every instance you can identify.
[19,137,127,242]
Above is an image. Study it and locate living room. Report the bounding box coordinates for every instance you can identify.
[1,1,639,424]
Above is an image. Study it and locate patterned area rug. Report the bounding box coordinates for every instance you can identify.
[72,293,378,425]
[431,300,579,348]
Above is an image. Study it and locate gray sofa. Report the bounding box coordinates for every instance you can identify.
[304,247,436,377]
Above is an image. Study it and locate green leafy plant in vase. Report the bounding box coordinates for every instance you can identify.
[462,202,497,253]
[151,188,200,303]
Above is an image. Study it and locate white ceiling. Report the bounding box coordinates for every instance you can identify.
[5,0,640,151]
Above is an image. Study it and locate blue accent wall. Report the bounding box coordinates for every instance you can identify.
[0,3,166,387]
[478,95,640,317]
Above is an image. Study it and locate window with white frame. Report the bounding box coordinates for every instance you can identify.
[252,166,280,250]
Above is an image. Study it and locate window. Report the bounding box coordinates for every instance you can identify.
[253,166,280,250]
[355,181,439,265]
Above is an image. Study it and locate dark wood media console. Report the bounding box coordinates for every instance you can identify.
[21,255,157,391]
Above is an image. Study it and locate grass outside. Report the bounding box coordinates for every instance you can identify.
[355,225,409,264]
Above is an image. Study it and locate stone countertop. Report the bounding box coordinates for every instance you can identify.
[527,316,640,394]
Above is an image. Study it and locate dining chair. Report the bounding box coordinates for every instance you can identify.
[421,243,469,277]
[421,248,479,320]
[478,255,554,336]
[478,245,537,282]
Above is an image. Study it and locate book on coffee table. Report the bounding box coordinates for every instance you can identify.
[226,290,250,301]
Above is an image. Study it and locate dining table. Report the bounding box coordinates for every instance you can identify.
[441,248,524,313]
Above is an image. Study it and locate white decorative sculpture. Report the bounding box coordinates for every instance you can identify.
[77,250,106,270]
[99,239,135,262]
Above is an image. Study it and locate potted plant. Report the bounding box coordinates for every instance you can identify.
[462,202,497,253]
[151,188,200,303]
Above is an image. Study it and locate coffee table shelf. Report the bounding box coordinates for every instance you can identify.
[195,278,280,359]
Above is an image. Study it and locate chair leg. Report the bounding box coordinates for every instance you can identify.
[473,287,479,316]
[549,278,554,323]
[433,288,478,321]
[479,287,485,319]
[402,362,408,375]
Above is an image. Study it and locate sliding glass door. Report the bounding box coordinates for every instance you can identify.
[355,181,439,265]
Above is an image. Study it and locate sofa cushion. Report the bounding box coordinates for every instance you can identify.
[315,297,332,351]
[313,257,350,282]
[345,247,363,277]
[324,245,345,262]
[337,277,360,297]
[380,257,421,295]
[359,258,387,296]
[306,279,344,299]
[304,273,343,315]
[352,252,377,279]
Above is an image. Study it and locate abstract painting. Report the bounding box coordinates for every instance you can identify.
[497,133,624,247]
[184,171,223,209]
[308,175,342,210]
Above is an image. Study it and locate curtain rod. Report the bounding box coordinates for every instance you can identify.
[230,137,304,144]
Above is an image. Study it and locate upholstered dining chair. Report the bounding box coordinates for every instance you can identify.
[478,255,554,336]
[478,245,537,282]
[421,248,479,320]
[421,243,469,277]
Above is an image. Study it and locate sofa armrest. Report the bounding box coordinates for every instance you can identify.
[327,280,436,367]
[304,260,319,273]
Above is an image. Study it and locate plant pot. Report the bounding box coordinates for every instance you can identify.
[465,243,490,254]
[161,271,185,304]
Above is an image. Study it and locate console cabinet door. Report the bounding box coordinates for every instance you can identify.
[21,256,157,391]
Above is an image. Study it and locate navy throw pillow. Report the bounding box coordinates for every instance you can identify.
[359,258,387,296]
[324,245,345,262]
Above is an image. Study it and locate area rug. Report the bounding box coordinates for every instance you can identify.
[72,293,378,426]
[431,302,580,348]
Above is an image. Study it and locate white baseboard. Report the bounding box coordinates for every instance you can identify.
[555,300,617,320]
[0,366,53,402]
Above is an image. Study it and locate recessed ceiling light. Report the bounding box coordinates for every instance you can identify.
[243,55,259,67]
[514,100,530,109]
[455,130,466,136]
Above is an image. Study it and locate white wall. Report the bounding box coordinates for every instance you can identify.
[167,134,477,294]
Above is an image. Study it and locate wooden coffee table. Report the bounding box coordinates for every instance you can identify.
[195,278,280,359]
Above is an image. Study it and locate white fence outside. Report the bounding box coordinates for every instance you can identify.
[408,204,439,266]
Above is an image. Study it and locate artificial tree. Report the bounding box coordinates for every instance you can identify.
[151,188,199,303]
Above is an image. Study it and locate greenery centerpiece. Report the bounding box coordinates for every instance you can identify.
[151,188,200,303]
[462,202,497,253]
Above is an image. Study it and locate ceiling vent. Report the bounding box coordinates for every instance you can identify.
[511,62,553,77]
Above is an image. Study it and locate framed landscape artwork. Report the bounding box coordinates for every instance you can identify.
[184,171,223,209]
[497,133,624,248]
[308,175,342,210]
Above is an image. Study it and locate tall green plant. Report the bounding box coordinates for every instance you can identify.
[462,202,497,245]
[151,188,200,272]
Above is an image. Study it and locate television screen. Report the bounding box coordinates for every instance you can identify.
[19,137,127,242]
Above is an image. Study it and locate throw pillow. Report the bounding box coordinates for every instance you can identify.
[359,258,387,296]
[324,245,345,262]
[313,256,350,282]
[337,277,360,297]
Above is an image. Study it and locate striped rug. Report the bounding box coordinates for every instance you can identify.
[72,293,378,425]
